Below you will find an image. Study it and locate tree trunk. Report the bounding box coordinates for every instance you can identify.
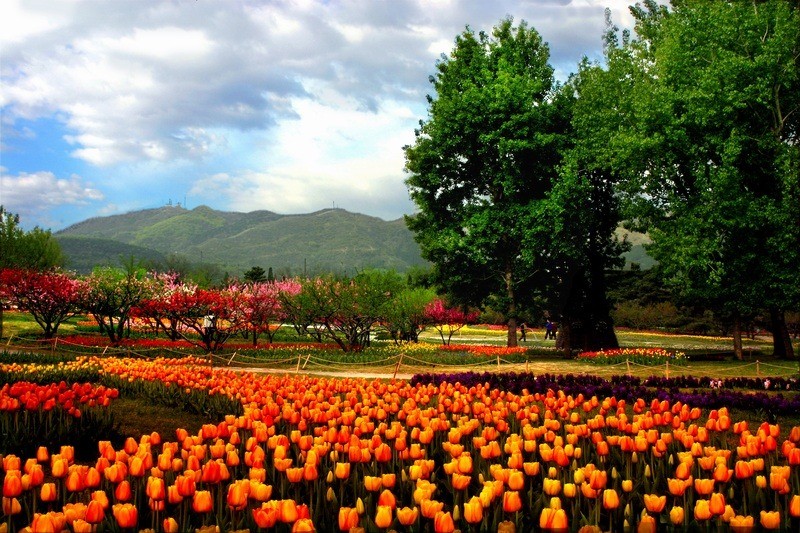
[507,317,518,348]
[505,264,518,348]
[770,308,795,359]
[732,314,743,360]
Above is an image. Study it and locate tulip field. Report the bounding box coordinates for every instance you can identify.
[2,347,800,532]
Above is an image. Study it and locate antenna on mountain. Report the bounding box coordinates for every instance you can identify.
[184,195,187,209]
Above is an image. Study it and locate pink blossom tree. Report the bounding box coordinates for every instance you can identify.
[243,279,301,345]
[424,298,479,345]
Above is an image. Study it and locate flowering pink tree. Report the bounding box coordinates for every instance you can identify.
[244,280,302,345]
[0,268,84,338]
[133,273,193,341]
[424,298,479,345]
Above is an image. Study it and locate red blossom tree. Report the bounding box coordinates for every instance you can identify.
[424,298,479,345]
[160,285,250,352]
[0,268,83,338]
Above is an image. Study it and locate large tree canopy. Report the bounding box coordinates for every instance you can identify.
[404,18,571,347]
[590,1,800,358]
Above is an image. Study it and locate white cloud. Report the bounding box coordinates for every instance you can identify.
[0,169,103,218]
[1,0,638,228]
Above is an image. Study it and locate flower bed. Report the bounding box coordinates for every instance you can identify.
[1,360,799,532]
[0,382,118,459]
[577,347,687,365]
[411,371,800,416]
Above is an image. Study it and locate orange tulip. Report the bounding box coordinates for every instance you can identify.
[115,480,132,502]
[334,462,350,479]
[670,505,685,526]
[279,499,299,523]
[40,482,57,502]
[730,514,754,533]
[2,470,22,498]
[163,517,180,533]
[112,503,138,529]
[378,489,397,509]
[175,473,196,497]
[667,477,688,497]
[790,494,800,518]
[694,477,715,495]
[638,515,657,533]
[375,505,393,529]
[292,518,316,532]
[539,507,568,530]
[396,506,419,526]
[694,499,712,521]
[463,496,483,524]
[433,510,455,533]
[338,507,359,531]
[709,492,726,516]
[644,494,666,513]
[192,490,213,513]
[227,480,249,510]
[589,469,607,490]
[146,476,165,501]
[2,497,21,516]
[364,475,383,491]
[26,463,44,487]
[503,490,523,513]
[420,499,444,519]
[760,510,780,530]
[253,503,279,528]
[452,472,471,490]
[86,499,105,524]
[31,513,59,533]
[543,478,561,496]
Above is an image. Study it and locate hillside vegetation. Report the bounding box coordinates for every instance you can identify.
[55,205,652,275]
[56,205,428,275]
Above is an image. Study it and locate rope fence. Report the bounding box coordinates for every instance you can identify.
[3,336,799,380]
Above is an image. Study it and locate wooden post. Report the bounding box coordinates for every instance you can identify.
[5,335,13,347]
[52,337,57,354]
[302,353,311,370]
[227,351,238,366]
[497,354,501,368]
[393,353,405,380]
[665,360,670,379]
[756,360,761,378]
[626,358,631,377]
[296,353,302,373]
[102,345,109,356]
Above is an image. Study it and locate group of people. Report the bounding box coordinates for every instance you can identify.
[517,319,557,341]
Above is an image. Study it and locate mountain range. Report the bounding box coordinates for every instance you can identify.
[55,205,428,276]
[54,205,654,276]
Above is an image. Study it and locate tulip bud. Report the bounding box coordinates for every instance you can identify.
[356,497,365,515]
[326,470,334,483]
[452,504,461,521]
[326,487,336,503]
[644,464,651,478]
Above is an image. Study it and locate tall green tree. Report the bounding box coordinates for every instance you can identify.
[0,207,64,338]
[0,207,63,270]
[80,264,158,344]
[593,1,800,358]
[404,18,571,347]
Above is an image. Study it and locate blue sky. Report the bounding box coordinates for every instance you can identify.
[1,0,635,231]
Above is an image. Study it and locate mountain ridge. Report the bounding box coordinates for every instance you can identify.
[55,205,427,275]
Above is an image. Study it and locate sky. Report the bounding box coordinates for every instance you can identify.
[0,0,636,231]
